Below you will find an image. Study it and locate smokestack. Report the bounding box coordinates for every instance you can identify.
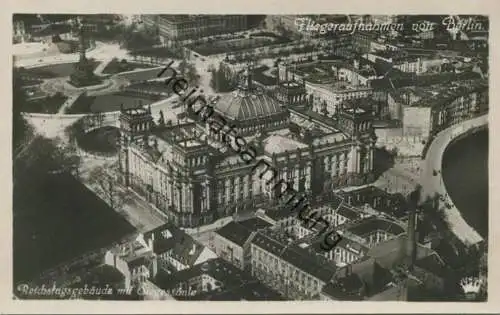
[406,187,420,271]
[285,63,289,82]
[406,208,416,271]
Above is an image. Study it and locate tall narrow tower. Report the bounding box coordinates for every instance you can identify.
[406,186,420,270]
[69,17,101,87]
[78,21,86,62]
[397,185,421,301]
[118,106,154,186]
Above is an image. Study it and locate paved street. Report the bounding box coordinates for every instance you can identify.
[79,156,167,233]
[420,115,487,245]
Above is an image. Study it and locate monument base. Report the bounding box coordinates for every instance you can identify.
[68,59,102,88]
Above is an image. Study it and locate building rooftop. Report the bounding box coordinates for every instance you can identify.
[321,273,365,300]
[340,97,374,112]
[320,80,372,93]
[121,107,150,116]
[367,234,436,270]
[349,257,396,298]
[339,187,408,219]
[251,230,337,282]
[181,281,285,301]
[347,217,405,239]
[336,203,364,221]
[158,14,236,23]
[335,235,370,256]
[215,218,271,247]
[143,223,205,267]
[215,90,285,121]
[311,132,347,146]
[411,79,487,109]
[153,258,284,300]
[263,134,308,155]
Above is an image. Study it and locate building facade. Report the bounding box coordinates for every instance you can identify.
[118,70,376,228]
[250,230,337,300]
[429,81,488,135]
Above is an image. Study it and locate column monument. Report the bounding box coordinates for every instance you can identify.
[69,17,101,87]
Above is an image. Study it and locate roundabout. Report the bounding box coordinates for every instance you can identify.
[15,40,184,139]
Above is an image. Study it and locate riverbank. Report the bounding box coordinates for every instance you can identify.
[420,114,487,246]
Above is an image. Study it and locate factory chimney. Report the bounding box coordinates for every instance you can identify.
[405,185,421,271]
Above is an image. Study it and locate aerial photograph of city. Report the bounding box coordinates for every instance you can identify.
[12,14,488,302]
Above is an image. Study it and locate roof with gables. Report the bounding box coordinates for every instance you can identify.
[215,217,271,247]
[143,224,205,267]
[251,230,337,282]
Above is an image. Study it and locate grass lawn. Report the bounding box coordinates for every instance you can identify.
[102,59,156,75]
[21,94,67,114]
[253,65,277,86]
[115,67,163,83]
[77,126,120,155]
[66,92,161,114]
[22,60,101,78]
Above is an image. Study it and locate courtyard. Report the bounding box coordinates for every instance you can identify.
[294,61,340,84]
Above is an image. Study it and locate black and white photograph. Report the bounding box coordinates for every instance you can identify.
[11,12,490,304]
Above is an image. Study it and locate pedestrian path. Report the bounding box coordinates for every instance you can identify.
[94,58,112,76]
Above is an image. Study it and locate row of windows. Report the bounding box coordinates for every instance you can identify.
[188,155,207,168]
[334,247,362,265]
[251,261,321,292]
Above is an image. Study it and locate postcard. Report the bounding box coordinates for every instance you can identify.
[4,0,499,313]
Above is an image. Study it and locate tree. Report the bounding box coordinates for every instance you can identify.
[91,111,105,129]
[178,59,189,76]
[209,69,217,91]
[185,63,199,86]
[157,110,165,127]
[210,62,237,93]
[88,165,130,211]
[390,147,399,157]
[14,136,82,188]
[13,69,81,183]
[123,29,157,50]
[13,69,34,151]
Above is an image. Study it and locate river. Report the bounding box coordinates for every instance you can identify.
[441,128,488,238]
